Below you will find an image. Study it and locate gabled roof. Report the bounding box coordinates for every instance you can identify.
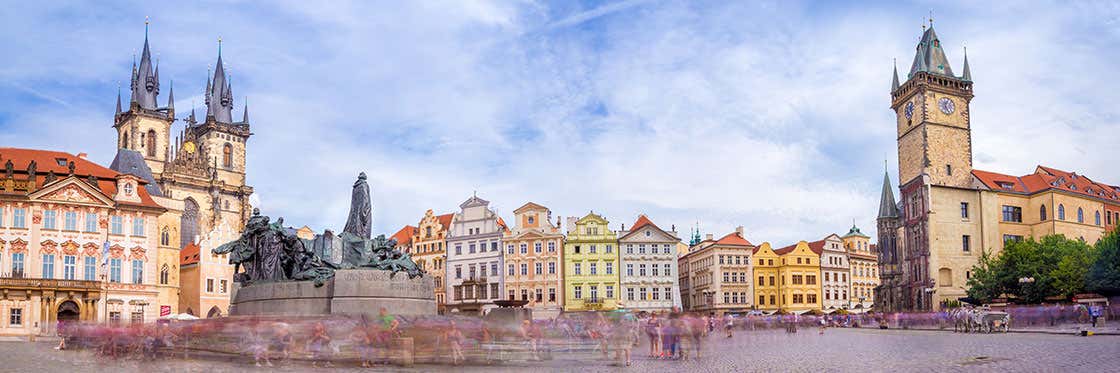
[110,148,163,197]
[713,232,752,247]
[619,214,679,241]
[391,225,417,246]
[497,217,510,234]
[0,147,162,208]
[437,213,454,229]
[459,194,489,209]
[180,242,201,265]
[775,241,822,256]
[513,202,548,214]
[972,166,1119,203]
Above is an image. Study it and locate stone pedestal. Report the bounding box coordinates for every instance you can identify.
[230,269,436,316]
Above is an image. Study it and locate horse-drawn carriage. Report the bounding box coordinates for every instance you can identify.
[952,307,1010,333]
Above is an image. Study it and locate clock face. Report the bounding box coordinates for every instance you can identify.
[123,183,134,196]
[904,102,915,119]
[184,141,197,154]
[938,97,955,115]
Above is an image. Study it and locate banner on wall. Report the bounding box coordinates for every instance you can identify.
[160,305,171,317]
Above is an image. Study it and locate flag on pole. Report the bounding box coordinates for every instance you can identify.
[101,241,110,266]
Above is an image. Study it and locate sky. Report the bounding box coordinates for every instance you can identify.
[2,1,1118,247]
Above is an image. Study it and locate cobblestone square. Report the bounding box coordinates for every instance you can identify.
[7,328,1118,372]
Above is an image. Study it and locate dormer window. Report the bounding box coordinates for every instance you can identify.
[55,158,67,166]
[123,182,134,196]
[997,182,1015,190]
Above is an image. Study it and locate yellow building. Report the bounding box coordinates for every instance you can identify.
[751,243,781,311]
[771,241,823,312]
[411,210,453,309]
[877,23,1120,311]
[563,213,619,312]
[678,228,754,314]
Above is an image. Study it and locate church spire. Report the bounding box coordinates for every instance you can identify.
[130,18,160,110]
[167,80,175,110]
[115,85,122,116]
[908,23,955,79]
[878,163,900,219]
[961,46,972,81]
[891,58,900,91]
[241,98,249,124]
[205,37,234,123]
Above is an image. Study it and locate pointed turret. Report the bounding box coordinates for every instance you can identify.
[241,99,249,124]
[891,59,900,92]
[908,26,955,78]
[878,167,900,219]
[115,87,123,116]
[130,21,160,110]
[167,81,175,110]
[205,39,234,123]
[961,46,971,81]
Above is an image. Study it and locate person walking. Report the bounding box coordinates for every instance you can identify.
[447,321,466,365]
[308,322,333,368]
[644,313,662,358]
[724,315,734,338]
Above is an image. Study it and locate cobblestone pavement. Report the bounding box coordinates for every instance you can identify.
[5,328,1119,372]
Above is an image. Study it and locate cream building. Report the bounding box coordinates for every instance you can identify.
[502,202,564,318]
[841,226,877,309]
[0,149,165,336]
[678,227,754,315]
[411,210,453,309]
[444,194,506,315]
[816,234,850,310]
[617,214,680,312]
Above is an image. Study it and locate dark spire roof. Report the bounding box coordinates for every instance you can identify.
[891,59,900,92]
[115,87,123,116]
[110,148,163,197]
[130,22,160,110]
[241,98,249,124]
[205,39,234,123]
[961,46,972,81]
[908,26,955,79]
[167,81,174,110]
[878,166,900,219]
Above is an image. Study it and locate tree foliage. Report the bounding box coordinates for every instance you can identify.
[966,235,1094,303]
[1086,227,1120,296]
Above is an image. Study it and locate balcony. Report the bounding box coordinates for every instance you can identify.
[462,276,488,285]
[0,274,101,292]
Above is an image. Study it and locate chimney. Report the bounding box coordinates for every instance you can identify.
[77,153,88,159]
[705,234,714,241]
[735,226,744,235]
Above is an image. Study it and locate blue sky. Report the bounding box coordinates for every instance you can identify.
[2,1,1118,246]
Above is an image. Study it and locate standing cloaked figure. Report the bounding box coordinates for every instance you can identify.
[343,172,373,239]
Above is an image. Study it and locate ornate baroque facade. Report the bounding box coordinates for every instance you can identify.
[617,214,680,312]
[679,228,754,314]
[502,202,564,318]
[562,213,619,312]
[410,210,453,310]
[444,195,506,315]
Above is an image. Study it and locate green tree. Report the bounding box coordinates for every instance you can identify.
[965,235,1092,304]
[1087,227,1120,295]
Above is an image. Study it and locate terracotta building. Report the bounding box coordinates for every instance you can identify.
[502,202,564,318]
[0,148,165,336]
[410,210,453,309]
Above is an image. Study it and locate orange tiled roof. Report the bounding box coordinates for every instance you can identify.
[496,217,510,233]
[437,213,454,229]
[180,242,201,265]
[714,232,752,246]
[774,241,823,256]
[972,166,1119,203]
[0,147,162,208]
[391,225,417,245]
[630,214,656,232]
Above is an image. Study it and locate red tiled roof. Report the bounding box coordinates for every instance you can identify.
[437,213,454,229]
[774,241,822,256]
[714,232,752,246]
[0,147,162,208]
[630,214,656,232]
[972,166,1119,203]
[391,225,417,246]
[497,217,510,233]
[180,242,201,265]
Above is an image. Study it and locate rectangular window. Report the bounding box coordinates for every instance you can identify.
[63,255,76,280]
[605,262,613,275]
[606,285,614,299]
[548,242,555,252]
[534,242,542,253]
[574,263,581,275]
[549,288,556,302]
[627,287,635,301]
[536,288,543,302]
[535,262,542,275]
[84,256,96,281]
[206,278,215,292]
[1003,234,1023,243]
[640,287,647,300]
[468,265,476,279]
[574,286,582,299]
[220,279,228,293]
[627,264,634,276]
[455,265,462,279]
[962,235,971,252]
[589,245,596,254]
[605,245,612,253]
[639,264,646,276]
[521,289,529,301]
[652,266,659,276]
[590,263,597,275]
[43,210,57,229]
[548,262,556,274]
[509,264,515,276]
[132,217,145,236]
[42,254,56,279]
[491,262,498,276]
[131,259,143,284]
[807,275,816,285]
[808,294,817,304]
[9,308,22,326]
[1001,205,1023,223]
[64,211,78,231]
[960,202,969,219]
[11,253,25,277]
[573,245,580,254]
[590,285,599,300]
[507,245,514,254]
[109,259,122,282]
[13,208,26,228]
[638,244,646,254]
[469,243,476,254]
[84,213,97,232]
[652,287,660,300]
[520,244,527,254]
[491,242,498,251]
[109,312,121,325]
[490,283,499,298]
[110,216,123,235]
[520,263,528,275]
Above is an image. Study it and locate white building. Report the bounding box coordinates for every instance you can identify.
[617,214,681,312]
[444,194,506,315]
[817,234,851,310]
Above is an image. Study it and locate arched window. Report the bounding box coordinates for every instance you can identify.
[1040,205,1047,221]
[222,143,233,168]
[1077,208,1084,223]
[146,129,157,157]
[122,132,129,149]
[1058,204,1065,220]
[1095,211,1101,226]
[160,227,170,246]
[160,264,169,285]
[181,198,200,249]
